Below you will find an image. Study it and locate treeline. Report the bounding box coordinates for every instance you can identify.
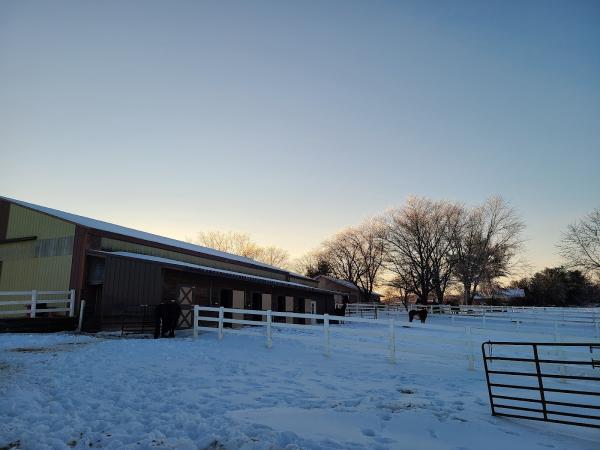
[299,196,525,305]
[512,267,600,306]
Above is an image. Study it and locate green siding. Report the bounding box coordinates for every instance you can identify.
[100,238,290,281]
[0,204,75,292]
[0,255,73,291]
[6,204,75,239]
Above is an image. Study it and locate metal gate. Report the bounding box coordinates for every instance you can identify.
[120,304,155,336]
[482,341,600,428]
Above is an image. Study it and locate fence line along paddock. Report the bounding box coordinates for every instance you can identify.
[192,306,597,369]
[0,289,76,318]
[350,303,600,336]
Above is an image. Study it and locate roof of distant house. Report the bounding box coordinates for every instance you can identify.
[474,288,525,299]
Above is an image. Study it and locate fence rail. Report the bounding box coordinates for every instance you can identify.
[193,305,597,369]
[482,341,600,428]
[347,303,600,334]
[0,289,75,318]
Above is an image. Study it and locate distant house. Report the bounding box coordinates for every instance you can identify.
[314,275,381,303]
[474,288,525,303]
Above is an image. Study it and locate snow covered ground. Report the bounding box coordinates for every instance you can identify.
[1,314,599,450]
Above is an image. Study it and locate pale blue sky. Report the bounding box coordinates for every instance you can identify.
[1,0,599,271]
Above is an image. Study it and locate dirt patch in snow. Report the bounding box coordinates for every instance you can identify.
[8,342,91,354]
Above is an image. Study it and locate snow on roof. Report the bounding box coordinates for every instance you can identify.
[474,288,526,299]
[2,196,292,273]
[101,251,330,293]
[501,288,526,298]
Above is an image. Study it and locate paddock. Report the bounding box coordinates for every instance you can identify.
[1,307,599,449]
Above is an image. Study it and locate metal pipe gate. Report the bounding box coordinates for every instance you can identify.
[482,341,600,428]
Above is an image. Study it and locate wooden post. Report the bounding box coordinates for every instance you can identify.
[218,306,224,340]
[68,289,76,317]
[389,319,396,363]
[193,305,199,339]
[76,299,86,333]
[323,314,330,356]
[266,310,272,348]
[467,326,475,371]
[30,290,37,319]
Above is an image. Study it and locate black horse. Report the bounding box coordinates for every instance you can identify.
[408,308,428,323]
[154,300,182,338]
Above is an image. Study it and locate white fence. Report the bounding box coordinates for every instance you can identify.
[0,289,75,318]
[349,302,600,326]
[192,305,597,369]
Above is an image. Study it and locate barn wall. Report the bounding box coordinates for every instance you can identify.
[0,204,75,292]
[101,256,162,321]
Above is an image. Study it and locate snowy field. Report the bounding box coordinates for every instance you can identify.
[1,313,599,450]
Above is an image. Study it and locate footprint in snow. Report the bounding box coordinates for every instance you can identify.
[379,412,392,421]
[428,429,438,439]
[361,428,376,437]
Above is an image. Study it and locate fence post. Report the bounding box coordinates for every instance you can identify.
[30,290,37,319]
[76,299,86,333]
[68,289,76,317]
[266,310,273,348]
[218,306,224,340]
[467,326,475,371]
[482,311,486,327]
[389,318,396,363]
[324,314,330,356]
[193,305,199,339]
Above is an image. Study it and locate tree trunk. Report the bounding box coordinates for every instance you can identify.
[463,283,471,305]
[434,285,444,304]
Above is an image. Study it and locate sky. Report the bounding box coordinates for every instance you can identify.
[1,0,599,272]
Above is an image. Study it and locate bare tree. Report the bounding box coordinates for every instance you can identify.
[192,231,262,259]
[323,228,364,290]
[381,197,454,304]
[348,219,386,302]
[321,220,386,302]
[259,246,291,268]
[292,250,332,278]
[429,202,463,303]
[190,230,290,269]
[558,208,600,280]
[387,272,414,311]
[452,196,525,304]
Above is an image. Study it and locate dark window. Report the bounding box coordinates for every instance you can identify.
[35,236,74,257]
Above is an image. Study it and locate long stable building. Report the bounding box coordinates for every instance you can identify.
[0,197,337,330]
